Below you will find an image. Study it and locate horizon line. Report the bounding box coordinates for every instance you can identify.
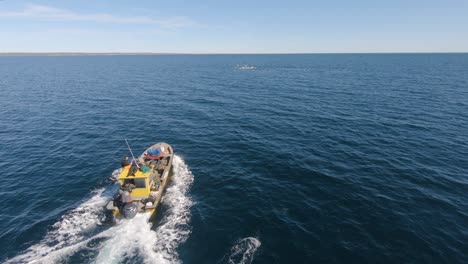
[0,51,467,56]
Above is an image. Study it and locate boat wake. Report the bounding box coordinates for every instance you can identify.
[236,65,256,70]
[226,237,261,264]
[6,155,194,264]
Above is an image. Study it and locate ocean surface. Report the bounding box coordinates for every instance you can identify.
[0,54,467,264]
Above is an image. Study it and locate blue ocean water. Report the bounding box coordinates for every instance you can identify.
[0,54,467,264]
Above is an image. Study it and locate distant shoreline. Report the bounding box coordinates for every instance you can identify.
[0,52,176,56]
[0,52,467,56]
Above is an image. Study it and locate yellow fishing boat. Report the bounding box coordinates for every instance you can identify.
[106,142,174,221]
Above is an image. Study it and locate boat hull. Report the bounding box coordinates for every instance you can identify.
[107,143,174,222]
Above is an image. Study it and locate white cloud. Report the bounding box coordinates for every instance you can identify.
[0,4,195,29]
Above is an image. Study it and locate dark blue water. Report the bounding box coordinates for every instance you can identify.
[0,54,467,264]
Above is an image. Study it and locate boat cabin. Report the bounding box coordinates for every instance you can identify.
[117,157,170,200]
[109,143,173,220]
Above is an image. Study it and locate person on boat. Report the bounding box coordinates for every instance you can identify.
[121,191,133,205]
[129,160,142,176]
[121,156,131,168]
[119,181,135,194]
[113,182,134,211]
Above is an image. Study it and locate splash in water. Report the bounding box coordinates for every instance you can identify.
[236,65,256,70]
[227,237,261,264]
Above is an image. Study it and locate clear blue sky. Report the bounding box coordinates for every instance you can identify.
[0,0,467,53]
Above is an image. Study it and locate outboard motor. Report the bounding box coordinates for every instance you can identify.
[122,203,137,219]
[113,193,122,208]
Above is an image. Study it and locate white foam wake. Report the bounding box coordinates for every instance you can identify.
[5,188,109,263]
[7,155,194,264]
[236,65,256,70]
[227,237,261,264]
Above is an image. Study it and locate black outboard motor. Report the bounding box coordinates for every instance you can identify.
[113,193,123,209]
[122,203,137,219]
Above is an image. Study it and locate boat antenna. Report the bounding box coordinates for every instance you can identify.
[125,139,140,168]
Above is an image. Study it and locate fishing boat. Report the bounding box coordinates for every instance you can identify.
[106,142,174,221]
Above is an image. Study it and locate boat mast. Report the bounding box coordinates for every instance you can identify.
[125,139,140,168]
